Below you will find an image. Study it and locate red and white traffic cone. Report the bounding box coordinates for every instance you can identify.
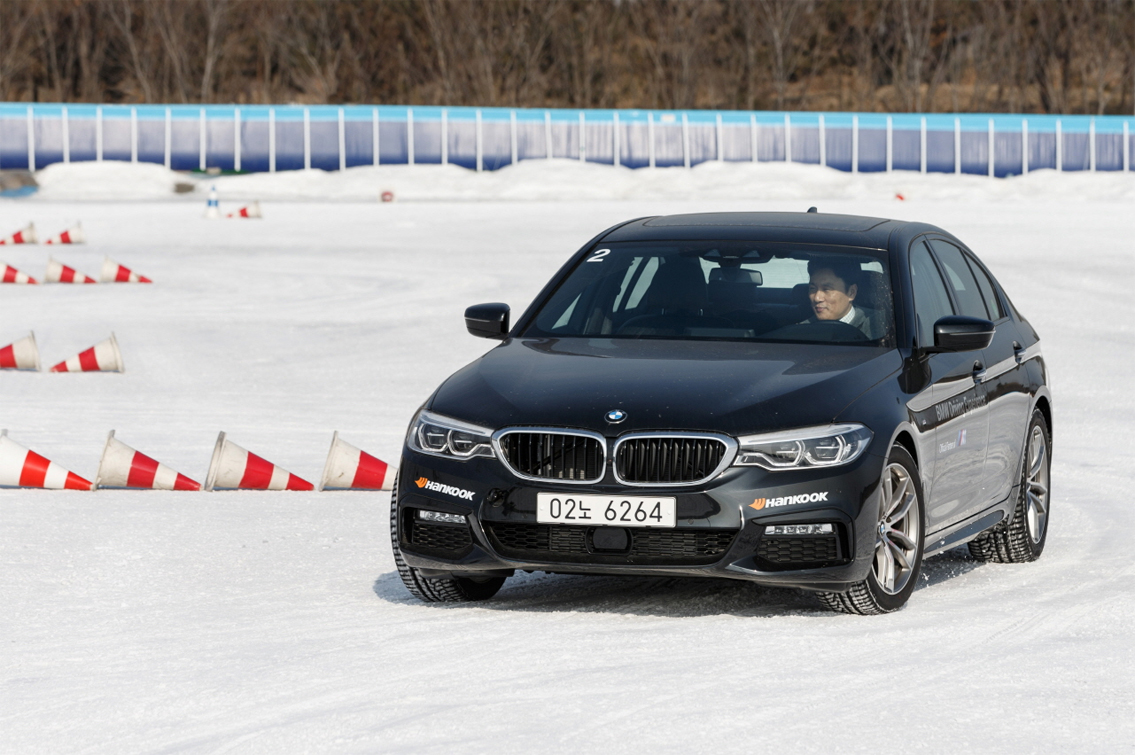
[0,430,93,490]
[225,201,261,219]
[49,334,124,373]
[45,258,97,284]
[0,332,40,371]
[42,222,85,245]
[319,432,395,491]
[2,262,37,284]
[0,223,36,245]
[100,257,152,283]
[95,431,200,491]
[204,432,314,491]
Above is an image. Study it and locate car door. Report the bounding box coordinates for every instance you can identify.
[928,239,1030,509]
[909,241,991,531]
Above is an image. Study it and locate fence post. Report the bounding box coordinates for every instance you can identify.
[545,110,552,159]
[199,108,206,171]
[131,107,138,163]
[234,108,241,172]
[338,107,346,171]
[920,116,926,173]
[61,106,70,163]
[648,112,656,168]
[1056,120,1062,171]
[303,107,311,170]
[372,107,379,166]
[407,108,414,166]
[613,112,620,167]
[851,114,859,173]
[164,107,171,169]
[750,113,758,162]
[269,108,276,172]
[510,110,518,166]
[96,105,103,162]
[885,115,893,172]
[476,109,483,172]
[784,112,792,163]
[1022,119,1028,175]
[26,106,35,171]
[819,114,826,168]
[682,112,690,168]
[1124,121,1130,172]
[579,111,586,162]
[987,118,994,178]
[441,109,448,165]
[716,113,724,161]
[1089,117,1095,172]
[953,117,961,174]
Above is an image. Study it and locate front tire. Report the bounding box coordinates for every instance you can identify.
[818,445,925,615]
[389,481,506,602]
[968,408,1051,563]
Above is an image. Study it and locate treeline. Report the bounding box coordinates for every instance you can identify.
[2,0,1133,114]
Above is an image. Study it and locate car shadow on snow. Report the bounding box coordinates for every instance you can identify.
[373,546,987,617]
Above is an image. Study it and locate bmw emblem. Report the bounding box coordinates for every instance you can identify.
[605,409,627,424]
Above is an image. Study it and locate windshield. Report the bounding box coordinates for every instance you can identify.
[524,241,894,346]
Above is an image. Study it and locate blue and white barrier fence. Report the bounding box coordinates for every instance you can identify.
[1,104,1132,177]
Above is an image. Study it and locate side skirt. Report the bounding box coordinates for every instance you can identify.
[924,504,1008,557]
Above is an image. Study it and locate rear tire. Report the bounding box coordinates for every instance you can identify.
[818,445,925,615]
[968,409,1050,563]
[389,481,506,602]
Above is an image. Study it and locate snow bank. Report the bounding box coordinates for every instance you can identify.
[24,158,1135,203]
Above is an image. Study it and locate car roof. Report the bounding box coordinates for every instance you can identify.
[600,211,907,249]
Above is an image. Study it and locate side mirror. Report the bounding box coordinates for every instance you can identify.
[465,302,510,340]
[929,315,995,353]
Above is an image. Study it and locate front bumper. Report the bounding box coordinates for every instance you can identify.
[394,446,885,592]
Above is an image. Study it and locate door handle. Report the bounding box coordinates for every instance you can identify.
[972,360,987,384]
[1013,341,1025,364]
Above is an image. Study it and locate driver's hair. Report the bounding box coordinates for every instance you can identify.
[807,258,861,292]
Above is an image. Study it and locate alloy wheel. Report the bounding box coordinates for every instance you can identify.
[873,462,921,595]
[1025,425,1049,544]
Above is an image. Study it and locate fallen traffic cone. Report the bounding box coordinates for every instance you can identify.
[204,185,220,219]
[49,333,124,373]
[100,257,152,283]
[0,332,40,371]
[2,262,37,284]
[42,222,85,245]
[319,432,395,491]
[204,432,314,491]
[95,431,200,491]
[0,223,36,244]
[45,258,97,284]
[0,430,93,490]
[225,201,261,219]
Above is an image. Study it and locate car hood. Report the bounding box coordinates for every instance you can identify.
[428,338,902,436]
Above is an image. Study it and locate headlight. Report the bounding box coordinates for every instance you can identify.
[734,424,873,471]
[407,410,495,460]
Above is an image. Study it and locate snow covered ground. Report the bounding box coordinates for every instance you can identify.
[2,162,1134,753]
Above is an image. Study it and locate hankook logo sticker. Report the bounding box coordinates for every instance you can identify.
[750,491,830,510]
[415,477,476,501]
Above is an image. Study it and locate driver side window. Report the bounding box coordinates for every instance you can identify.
[910,242,954,348]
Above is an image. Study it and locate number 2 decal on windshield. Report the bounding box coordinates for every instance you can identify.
[586,249,611,263]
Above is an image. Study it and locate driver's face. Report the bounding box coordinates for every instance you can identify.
[808,269,857,321]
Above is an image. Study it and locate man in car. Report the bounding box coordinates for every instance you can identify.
[804,259,882,339]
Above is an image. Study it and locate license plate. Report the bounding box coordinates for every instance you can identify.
[536,493,676,528]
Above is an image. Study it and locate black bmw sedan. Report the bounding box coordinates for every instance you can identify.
[390,211,1052,614]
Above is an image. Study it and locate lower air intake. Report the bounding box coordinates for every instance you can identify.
[486,522,736,565]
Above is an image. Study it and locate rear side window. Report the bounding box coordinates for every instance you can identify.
[928,239,990,319]
[964,254,1006,320]
[910,243,954,347]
